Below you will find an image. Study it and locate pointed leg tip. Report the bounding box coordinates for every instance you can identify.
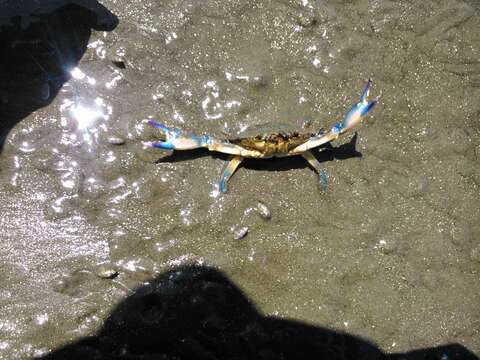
[146,119,171,132]
[146,119,158,126]
[360,80,373,102]
[219,180,228,193]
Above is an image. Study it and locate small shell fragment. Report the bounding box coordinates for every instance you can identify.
[256,201,271,220]
[96,266,119,279]
[232,226,248,240]
[107,136,126,145]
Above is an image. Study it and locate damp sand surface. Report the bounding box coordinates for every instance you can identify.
[0,0,479,358]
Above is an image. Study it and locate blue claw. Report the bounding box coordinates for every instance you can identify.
[192,134,211,147]
[150,141,176,150]
[147,120,183,138]
[147,120,171,133]
[340,79,377,131]
[147,120,210,150]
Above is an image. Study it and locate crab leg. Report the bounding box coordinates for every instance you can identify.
[207,141,263,157]
[219,155,243,193]
[301,151,328,191]
[291,79,379,153]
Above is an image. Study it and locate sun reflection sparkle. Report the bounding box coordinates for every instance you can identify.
[70,105,105,130]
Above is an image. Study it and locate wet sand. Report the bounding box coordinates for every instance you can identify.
[0,0,479,358]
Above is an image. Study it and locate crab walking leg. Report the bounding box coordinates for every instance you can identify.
[359,78,372,103]
[219,155,243,193]
[301,151,328,191]
[291,79,378,154]
[207,141,263,157]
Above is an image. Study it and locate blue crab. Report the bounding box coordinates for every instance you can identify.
[145,79,378,193]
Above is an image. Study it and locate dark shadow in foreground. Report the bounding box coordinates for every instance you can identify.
[41,265,478,360]
[0,0,118,152]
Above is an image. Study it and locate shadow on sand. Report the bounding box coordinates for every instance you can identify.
[156,133,362,173]
[41,264,478,360]
[0,0,118,152]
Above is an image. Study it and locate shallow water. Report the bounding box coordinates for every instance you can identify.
[0,0,479,358]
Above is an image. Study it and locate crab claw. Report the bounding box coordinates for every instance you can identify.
[339,79,378,133]
[290,80,378,154]
[145,120,210,150]
[143,140,177,150]
[147,119,173,133]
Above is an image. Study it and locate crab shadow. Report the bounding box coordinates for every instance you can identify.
[157,133,362,172]
[0,0,118,152]
[41,264,478,360]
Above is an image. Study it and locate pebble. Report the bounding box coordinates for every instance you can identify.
[256,201,271,220]
[107,136,126,145]
[375,235,399,255]
[251,75,269,88]
[471,246,480,263]
[232,226,248,240]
